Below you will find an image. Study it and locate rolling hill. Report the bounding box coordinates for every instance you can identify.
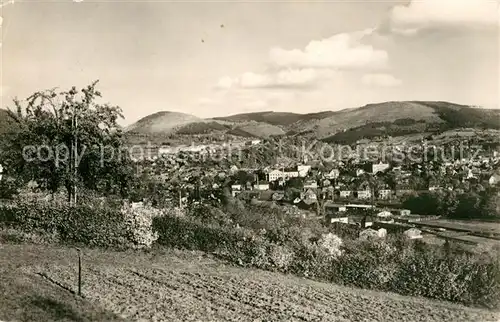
[213,110,336,126]
[121,101,500,142]
[125,111,203,135]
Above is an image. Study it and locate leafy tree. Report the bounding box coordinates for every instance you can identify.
[284,187,301,202]
[454,192,483,219]
[234,170,254,185]
[402,192,442,216]
[483,194,500,218]
[285,177,303,190]
[1,81,133,202]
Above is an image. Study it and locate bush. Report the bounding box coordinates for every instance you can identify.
[317,233,343,258]
[0,198,163,249]
[121,203,161,249]
[151,205,500,308]
[390,247,500,307]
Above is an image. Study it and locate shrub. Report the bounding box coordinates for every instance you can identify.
[317,233,343,258]
[0,198,164,249]
[121,203,161,249]
[268,244,295,272]
[390,247,500,307]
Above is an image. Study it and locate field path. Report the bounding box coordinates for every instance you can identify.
[0,244,498,322]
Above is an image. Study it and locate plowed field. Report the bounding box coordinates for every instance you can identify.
[1,244,498,322]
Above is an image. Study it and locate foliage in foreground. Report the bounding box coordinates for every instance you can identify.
[1,198,499,309]
[0,198,159,249]
[152,208,500,309]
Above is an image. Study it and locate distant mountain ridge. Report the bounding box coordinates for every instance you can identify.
[2,101,497,143]
[125,101,500,142]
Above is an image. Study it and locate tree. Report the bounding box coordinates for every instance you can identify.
[483,194,500,218]
[234,170,254,185]
[402,192,442,216]
[454,192,482,219]
[285,177,303,190]
[1,81,133,202]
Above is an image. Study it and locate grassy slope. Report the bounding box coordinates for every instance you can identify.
[1,244,498,322]
[0,245,123,321]
[125,111,202,134]
[213,111,336,126]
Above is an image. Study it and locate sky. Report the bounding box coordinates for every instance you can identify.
[0,0,499,125]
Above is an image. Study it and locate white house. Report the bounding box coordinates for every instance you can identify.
[251,139,262,145]
[340,190,352,198]
[267,169,299,182]
[267,170,283,182]
[376,211,392,218]
[231,184,242,197]
[284,171,299,179]
[331,217,349,224]
[297,165,312,177]
[302,188,317,200]
[303,180,318,190]
[357,190,372,200]
[254,182,270,191]
[372,162,390,174]
[325,169,340,179]
[0,164,3,181]
[378,189,392,200]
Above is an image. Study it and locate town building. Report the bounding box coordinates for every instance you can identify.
[325,169,340,179]
[254,182,270,191]
[267,170,283,182]
[357,189,372,200]
[340,190,352,198]
[371,162,390,174]
[231,184,242,197]
[303,180,318,190]
[378,189,392,200]
[297,165,312,177]
[267,169,299,182]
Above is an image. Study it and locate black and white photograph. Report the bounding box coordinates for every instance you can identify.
[0,0,499,321]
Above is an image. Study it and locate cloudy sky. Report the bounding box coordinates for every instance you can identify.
[1,0,498,124]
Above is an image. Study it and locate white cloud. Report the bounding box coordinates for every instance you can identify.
[390,0,499,34]
[269,29,388,70]
[216,68,324,89]
[362,73,402,87]
[215,76,235,89]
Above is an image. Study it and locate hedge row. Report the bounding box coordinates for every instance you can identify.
[0,199,158,248]
[152,215,500,309]
[1,200,499,308]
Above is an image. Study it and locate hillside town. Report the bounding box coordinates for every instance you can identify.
[124,134,500,250]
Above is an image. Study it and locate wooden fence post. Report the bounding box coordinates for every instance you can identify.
[77,248,82,296]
